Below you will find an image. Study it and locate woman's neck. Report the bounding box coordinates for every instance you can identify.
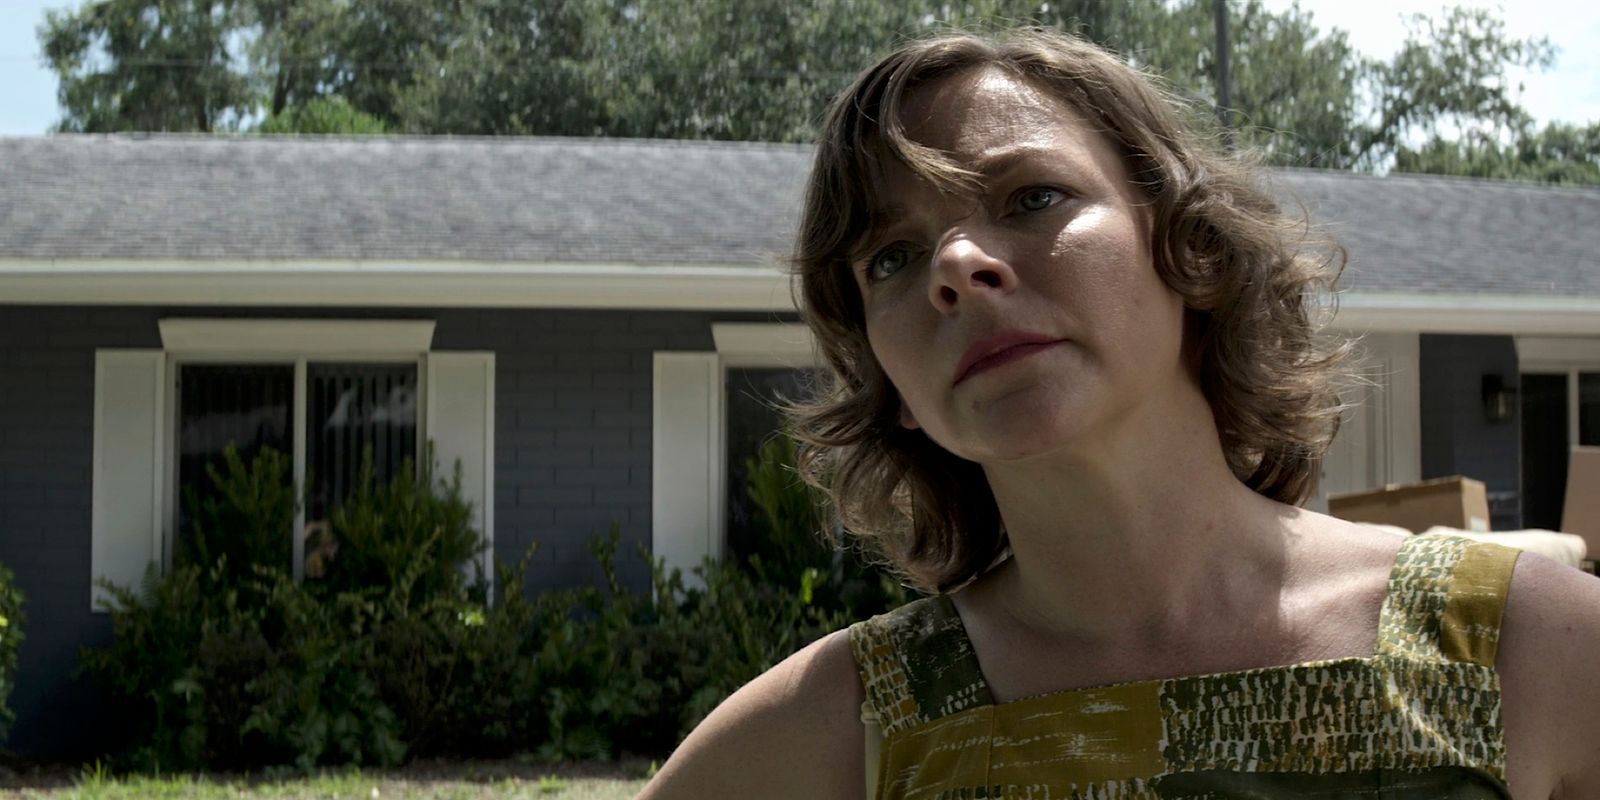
[978,403,1306,647]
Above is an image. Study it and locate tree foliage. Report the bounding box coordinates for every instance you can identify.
[42,0,255,132]
[39,0,1595,182]
[256,95,387,134]
[1395,122,1600,185]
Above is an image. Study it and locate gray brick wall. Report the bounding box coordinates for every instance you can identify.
[1419,334,1522,530]
[436,307,736,594]
[0,304,781,756]
[0,306,152,758]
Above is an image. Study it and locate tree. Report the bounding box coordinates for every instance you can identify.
[247,0,348,120]
[388,0,620,136]
[1395,123,1600,185]
[40,0,1587,184]
[1185,1,1367,168]
[42,0,255,132]
[1350,7,1553,171]
[256,95,388,133]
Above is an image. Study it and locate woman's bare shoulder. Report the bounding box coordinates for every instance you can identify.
[637,627,866,800]
[1497,551,1600,799]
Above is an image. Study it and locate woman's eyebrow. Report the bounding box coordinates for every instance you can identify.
[969,144,1056,177]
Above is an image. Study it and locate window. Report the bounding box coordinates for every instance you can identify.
[723,366,816,563]
[91,319,495,610]
[1517,336,1600,530]
[1582,372,1600,447]
[173,359,421,580]
[651,324,819,578]
[305,363,420,579]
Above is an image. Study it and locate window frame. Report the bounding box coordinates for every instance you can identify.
[157,318,437,582]
[1518,336,1600,448]
[650,323,817,579]
[164,352,428,581]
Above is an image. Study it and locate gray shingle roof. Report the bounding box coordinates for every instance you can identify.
[0,135,810,266]
[1272,169,1600,297]
[2,134,1597,297]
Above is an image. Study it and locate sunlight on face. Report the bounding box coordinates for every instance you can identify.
[855,67,1189,465]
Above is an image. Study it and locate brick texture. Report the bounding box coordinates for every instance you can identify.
[1418,334,1523,531]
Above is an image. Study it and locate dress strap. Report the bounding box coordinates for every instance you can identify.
[847,594,993,736]
[1376,533,1522,668]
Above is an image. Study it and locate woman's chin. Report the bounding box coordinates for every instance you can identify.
[938,413,1102,465]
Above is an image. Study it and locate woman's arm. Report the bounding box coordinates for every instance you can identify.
[638,628,868,800]
[1497,553,1600,800]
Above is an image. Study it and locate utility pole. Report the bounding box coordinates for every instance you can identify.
[1214,0,1234,148]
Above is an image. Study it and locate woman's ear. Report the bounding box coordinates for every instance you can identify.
[899,401,921,430]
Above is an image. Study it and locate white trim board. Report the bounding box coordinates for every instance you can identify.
[10,259,1600,330]
[91,350,165,611]
[425,352,497,601]
[160,318,436,354]
[651,353,724,582]
[710,323,816,368]
[1517,336,1600,367]
[1331,293,1600,336]
[1,260,794,311]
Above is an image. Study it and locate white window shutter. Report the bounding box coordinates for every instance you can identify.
[92,350,166,612]
[425,352,495,596]
[652,352,723,583]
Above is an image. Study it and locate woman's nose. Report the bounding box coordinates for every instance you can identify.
[929,233,1017,311]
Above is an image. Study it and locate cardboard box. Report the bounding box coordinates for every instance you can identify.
[1328,476,1491,533]
[1561,446,1600,561]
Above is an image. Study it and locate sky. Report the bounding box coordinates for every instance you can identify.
[2,0,1598,135]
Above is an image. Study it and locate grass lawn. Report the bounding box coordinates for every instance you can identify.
[0,758,652,800]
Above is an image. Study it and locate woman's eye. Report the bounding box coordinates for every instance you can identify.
[867,245,914,280]
[1016,187,1064,212]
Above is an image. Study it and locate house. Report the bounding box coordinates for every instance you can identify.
[1,134,1598,756]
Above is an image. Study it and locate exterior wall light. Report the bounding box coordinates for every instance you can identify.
[1482,373,1518,423]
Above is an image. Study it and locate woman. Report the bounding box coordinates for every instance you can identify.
[640,28,1599,799]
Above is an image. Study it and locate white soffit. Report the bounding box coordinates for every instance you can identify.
[1329,292,1600,336]
[0,259,797,311]
[159,318,437,354]
[10,261,1600,334]
[711,322,817,368]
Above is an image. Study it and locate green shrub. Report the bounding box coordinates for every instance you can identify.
[624,544,847,753]
[315,444,486,609]
[512,528,865,760]
[81,561,220,770]
[180,445,296,588]
[358,543,544,760]
[736,430,910,621]
[255,96,389,135]
[82,443,478,772]
[226,565,406,772]
[81,434,914,772]
[0,560,24,743]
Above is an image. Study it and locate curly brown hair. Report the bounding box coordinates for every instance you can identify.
[786,27,1352,594]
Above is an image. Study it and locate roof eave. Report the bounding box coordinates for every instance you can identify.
[4,260,1599,335]
[1333,292,1600,336]
[0,259,798,311]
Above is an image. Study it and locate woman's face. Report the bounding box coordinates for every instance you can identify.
[851,66,1192,464]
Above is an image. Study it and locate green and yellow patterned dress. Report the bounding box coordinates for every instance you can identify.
[847,533,1521,799]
